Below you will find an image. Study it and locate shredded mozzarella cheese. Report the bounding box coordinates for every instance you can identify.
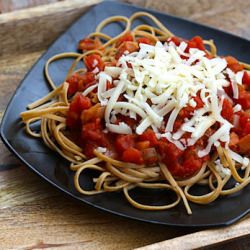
[95,40,247,159]
[214,159,231,178]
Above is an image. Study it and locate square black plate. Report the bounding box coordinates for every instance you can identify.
[1,1,250,227]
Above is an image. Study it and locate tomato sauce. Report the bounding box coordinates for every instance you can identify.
[65,34,250,179]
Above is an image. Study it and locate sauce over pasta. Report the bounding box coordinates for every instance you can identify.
[21,12,250,214]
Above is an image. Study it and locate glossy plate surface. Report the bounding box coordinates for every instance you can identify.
[1,1,250,227]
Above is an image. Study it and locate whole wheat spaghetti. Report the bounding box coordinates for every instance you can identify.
[20,12,250,214]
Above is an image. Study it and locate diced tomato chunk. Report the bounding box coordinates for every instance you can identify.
[239,112,250,128]
[138,129,158,146]
[137,37,152,45]
[78,38,101,52]
[158,141,182,175]
[178,148,204,178]
[69,93,92,112]
[169,36,181,46]
[179,93,204,120]
[225,56,244,72]
[190,36,205,51]
[122,147,144,164]
[237,86,250,110]
[225,56,239,65]
[116,32,134,47]
[242,71,250,87]
[115,135,135,153]
[66,94,92,128]
[239,112,250,136]
[243,123,250,135]
[158,141,182,165]
[221,99,234,122]
[67,74,78,96]
[81,118,109,147]
[67,72,96,96]
[81,103,105,124]
[187,40,196,50]
[158,141,204,178]
[83,143,96,158]
[182,157,203,177]
[82,120,102,141]
[229,63,244,73]
[135,141,150,150]
[84,54,104,72]
[115,42,139,59]
[185,36,205,52]
[238,134,250,153]
[66,113,78,129]
[237,95,250,110]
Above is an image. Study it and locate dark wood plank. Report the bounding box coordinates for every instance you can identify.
[0,0,100,58]
[0,143,186,249]
[125,0,250,39]
[0,0,62,13]
[202,234,250,250]
[137,216,250,249]
[0,51,42,114]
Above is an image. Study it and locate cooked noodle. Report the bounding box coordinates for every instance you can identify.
[20,12,250,215]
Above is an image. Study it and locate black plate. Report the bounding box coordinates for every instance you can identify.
[1,1,250,227]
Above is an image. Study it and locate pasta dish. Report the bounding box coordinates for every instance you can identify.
[20,12,250,214]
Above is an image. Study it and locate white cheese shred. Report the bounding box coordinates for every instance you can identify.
[94,39,245,160]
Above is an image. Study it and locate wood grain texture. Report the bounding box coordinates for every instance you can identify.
[125,0,250,39]
[0,144,187,250]
[137,216,250,250]
[0,51,42,115]
[0,0,62,13]
[0,0,250,249]
[0,0,100,58]
[0,48,190,250]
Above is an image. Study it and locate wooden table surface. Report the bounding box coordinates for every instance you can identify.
[0,0,250,249]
